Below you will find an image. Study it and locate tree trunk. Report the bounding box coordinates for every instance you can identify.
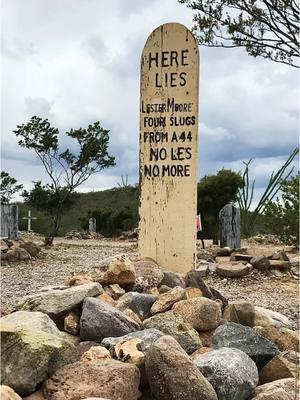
[44,212,61,246]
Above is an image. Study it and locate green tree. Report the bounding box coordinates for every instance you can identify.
[197,169,244,241]
[179,0,299,67]
[264,174,299,245]
[0,171,23,203]
[15,116,115,244]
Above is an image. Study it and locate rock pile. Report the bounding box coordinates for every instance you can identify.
[64,231,103,240]
[1,254,299,399]
[1,239,41,263]
[196,246,298,280]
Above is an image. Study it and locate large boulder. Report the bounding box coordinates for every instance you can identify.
[0,386,22,400]
[259,351,299,384]
[172,297,222,331]
[0,311,62,337]
[133,259,164,291]
[19,241,41,258]
[269,260,291,270]
[43,359,141,400]
[5,247,31,262]
[212,322,279,369]
[1,322,79,396]
[80,346,111,362]
[250,256,270,271]
[160,271,185,288]
[102,328,164,352]
[91,255,136,287]
[80,297,140,342]
[223,301,256,327]
[253,306,293,329]
[16,283,103,318]
[77,341,102,356]
[116,292,158,320]
[104,284,125,300]
[254,326,299,352]
[145,335,218,400]
[64,311,80,335]
[252,378,298,400]
[194,347,259,400]
[150,287,186,315]
[143,311,202,354]
[184,272,228,308]
[114,338,145,367]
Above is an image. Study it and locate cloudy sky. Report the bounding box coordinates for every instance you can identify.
[1,0,299,205]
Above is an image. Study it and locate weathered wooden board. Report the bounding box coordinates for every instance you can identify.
[1,204,18,240]
[219,203,241,249]
[139,23,199,273]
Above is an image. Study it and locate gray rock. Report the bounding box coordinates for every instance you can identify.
[80,297,140,342]
[0,311,62,337]
[116,292,158,320]
[143,311,202,354]
[269,260,291,270]
[250,256,271,271]
[145,335,217,400]
[230,254,253,262]
[212,322,279,369]
[1,322,79,396]
[160,271,186,288]
[213,247,232,257]
[16,283,103,318]
[102,328,164,352]
[195,263,209,277]
[194,347,259,400]
[77,341,102,355]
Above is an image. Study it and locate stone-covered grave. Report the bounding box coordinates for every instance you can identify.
[1,238,41,263]
[0,253,299,399]
[196,245,299,280]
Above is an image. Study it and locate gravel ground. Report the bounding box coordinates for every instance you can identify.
[1,234,299,329]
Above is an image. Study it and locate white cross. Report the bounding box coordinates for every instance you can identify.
[22,210,37,232]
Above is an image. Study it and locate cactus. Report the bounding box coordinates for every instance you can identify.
[237,148,299,236]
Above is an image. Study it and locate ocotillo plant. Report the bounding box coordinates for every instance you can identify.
[237,148,299,236]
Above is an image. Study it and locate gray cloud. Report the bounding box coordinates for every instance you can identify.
[25,97,53,119]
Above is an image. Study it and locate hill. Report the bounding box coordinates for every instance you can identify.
[18,186,139,237]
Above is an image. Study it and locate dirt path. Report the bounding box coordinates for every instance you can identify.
[1,236,299,329]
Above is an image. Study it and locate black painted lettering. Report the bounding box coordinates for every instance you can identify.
[181,50,189,66]
[149,52,159,69]
[162,51,169,67]
[186,147,192,159]
[155,73,162,87]
[179,72,187,87]
[170,72,177,87]
[171,132,178,142]
[170,51,179,67]
[150,147,167,161]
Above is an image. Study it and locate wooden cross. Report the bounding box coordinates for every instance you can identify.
[22,210,37,232]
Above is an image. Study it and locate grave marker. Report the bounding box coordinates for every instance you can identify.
[219,203,241,249]
[0,204,18,239]
[89,217,96,233]
[139,23,199,273]
[22,210,37,232]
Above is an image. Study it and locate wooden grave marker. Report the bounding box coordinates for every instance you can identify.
[139,23,199,273]
[219,203,241,249]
